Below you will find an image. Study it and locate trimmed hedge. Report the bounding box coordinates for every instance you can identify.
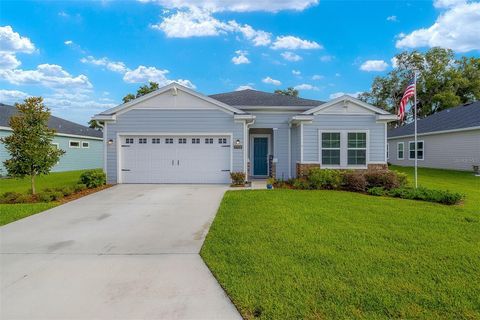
[79,170,106,188]
[274,169,462,205]
[230,172,246,186]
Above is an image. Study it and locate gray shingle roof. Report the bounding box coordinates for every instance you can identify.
[209,89,324,107]
[0,103,102,138]
[388,101,480,138]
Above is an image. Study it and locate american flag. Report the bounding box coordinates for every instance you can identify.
[398,78,416,121]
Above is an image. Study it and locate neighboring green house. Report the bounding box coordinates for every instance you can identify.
[0,103,103,176]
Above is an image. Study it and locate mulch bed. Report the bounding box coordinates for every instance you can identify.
[58,184,113,204]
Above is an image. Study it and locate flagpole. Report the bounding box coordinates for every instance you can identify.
[414,71,418,188]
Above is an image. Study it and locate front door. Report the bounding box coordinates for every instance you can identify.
[253,137,268,176]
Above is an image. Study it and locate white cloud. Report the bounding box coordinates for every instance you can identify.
[312,74,323,80]
[262,76,281,86]
[360,60,389,72]
[335,73,341,77]
[396,2,480,52]
[433,0,465,8]
[44,92,116,111]
[271,35,321,50]
[0,26,35,53]
[236,85,254,91]
[81,55,128,73]
[391,57,398,68]
[151,8,272,47]
[58,11,69,18]
[64,40,73,45]
[232,50,250,64]
[0,52,21,70]
[292,69,301,75]
[329,91,363,99]
[386,15,397,22]
[123,65,196,88]
[0,89,29,104]
[281,51,302,61]
[294,83,318,91]
[139,0,319,13]
[319,55,333,62]
[0,64,92,89]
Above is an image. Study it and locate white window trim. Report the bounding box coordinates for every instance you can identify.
[318,130,369,169]
[69,140,80,148]
[52,143,59,149]
[408,140,424,161]
[319,131,341,167]
[347,132,368,166]
[397,142,404,160]
[81,141,90,148]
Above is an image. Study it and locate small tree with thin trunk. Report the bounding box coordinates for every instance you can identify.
[1,97,65,194]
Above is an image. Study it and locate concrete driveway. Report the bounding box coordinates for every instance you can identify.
[0,185,241,319]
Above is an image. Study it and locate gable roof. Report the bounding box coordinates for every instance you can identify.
[388,101,480,138]
[0,103,102,138]
[301,94,393,116]
[96,82,246,117]
[209,89,324,107]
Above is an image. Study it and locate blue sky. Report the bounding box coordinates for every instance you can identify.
[1,0,479,124]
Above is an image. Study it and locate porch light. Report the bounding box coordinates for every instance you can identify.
[107,139,114,145]
[235,139,241,145]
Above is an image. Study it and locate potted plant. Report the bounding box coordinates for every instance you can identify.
[267,177,275,190]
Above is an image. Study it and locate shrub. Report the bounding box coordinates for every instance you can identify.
[364,171,400,190]
[79,169,106,188]
[74,184,87,192]
[342,172,367,192]
[367,187,386,196]
[0,191,24,204]
[37,192,53,202]
[292,178,311,189]
[230,172,246,185]
[388,187,463,205]
[393,171,409,187]
[50,191,64,201]
[59,187,74,197]
[307,168,343,190]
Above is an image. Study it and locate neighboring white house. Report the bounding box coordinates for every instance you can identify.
[92,82,397,184]
[1,103,103,176]
[387,101,480,171]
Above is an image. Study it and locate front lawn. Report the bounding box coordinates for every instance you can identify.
[201,167,480,319]
[0,170,99,226]
[0,170,88,194]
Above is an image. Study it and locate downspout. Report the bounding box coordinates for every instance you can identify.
[288,122,292,179]
[244,118,255,180]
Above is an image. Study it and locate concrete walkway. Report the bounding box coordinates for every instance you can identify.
[0,185,241,319]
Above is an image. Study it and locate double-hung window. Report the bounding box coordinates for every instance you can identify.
[347,132,367,165]
[321,132,341,165]
[409,141,424,160]
[139,138,147,144]
[397,142,404,160]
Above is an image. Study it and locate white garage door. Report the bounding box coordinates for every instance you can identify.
[120,135,231,184]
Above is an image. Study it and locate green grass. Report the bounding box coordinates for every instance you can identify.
[0,170,93,226]
[0,170,88,194]
[0,203,58,226]
[201,167,480,319]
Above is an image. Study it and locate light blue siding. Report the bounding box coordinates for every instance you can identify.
[105,109,244,184]
[0,129,103,176]
[250,112,293,179]
[290,124,301,176]
[303,115,386,163]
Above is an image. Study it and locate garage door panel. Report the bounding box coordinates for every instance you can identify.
[121,135,231,184]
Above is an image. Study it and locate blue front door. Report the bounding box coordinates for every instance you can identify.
[253,137,268,176]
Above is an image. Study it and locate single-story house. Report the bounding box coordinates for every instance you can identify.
[92,82,397,184]
[387,101,480,171]
[0,103,103,176]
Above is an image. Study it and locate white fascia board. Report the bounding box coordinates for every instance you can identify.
[387,126,480,140]
[92,114,116,121]
[99,82,246,116]
[234,114,256,121]
[302,95,391,115]
[376,114,398,122]
[0,126,102,140]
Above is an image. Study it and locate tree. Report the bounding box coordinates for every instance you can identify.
[88,119,103,131]
[359,47,480,120]
[274,87,299,97]
[123,81,159,103]
[0,97,65,194]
